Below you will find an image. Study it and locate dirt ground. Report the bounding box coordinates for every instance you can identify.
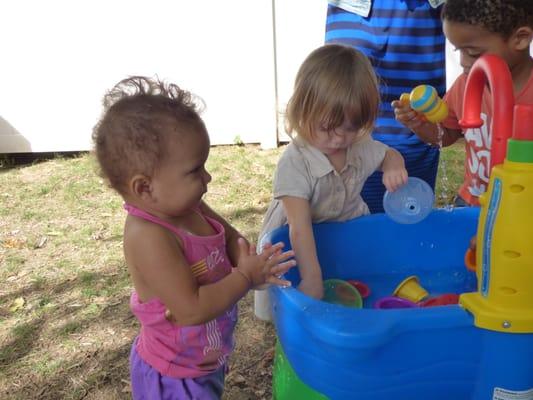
[224,294,278,400]
[2,288,276,400]
[0,149,281,400]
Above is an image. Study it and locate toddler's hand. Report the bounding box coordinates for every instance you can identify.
[391,99,426,131]
[382,167,408,193]
[236,238,295,288]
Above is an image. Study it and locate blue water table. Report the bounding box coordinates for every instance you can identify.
[266,55,533,400]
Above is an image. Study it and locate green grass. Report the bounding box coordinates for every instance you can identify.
[0,143,464,400]
[435,141,465,206]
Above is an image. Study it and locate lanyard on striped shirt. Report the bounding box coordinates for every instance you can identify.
[328,0,444,18]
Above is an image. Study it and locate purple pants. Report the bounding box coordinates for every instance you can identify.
[129,338,225,400]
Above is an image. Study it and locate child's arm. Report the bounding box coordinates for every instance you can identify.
[199,200,293,287]
[380,148,408,192]
[125,221,295,326]
[280,196,324,299]
[390,99,462,147]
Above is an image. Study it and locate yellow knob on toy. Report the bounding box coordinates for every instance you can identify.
[401,85,448,123]
[400,93,411,104]
[424,100,448,123]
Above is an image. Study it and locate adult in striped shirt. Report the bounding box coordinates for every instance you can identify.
[326,0,445,213]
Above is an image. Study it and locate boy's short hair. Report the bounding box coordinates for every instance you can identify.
[285,44,380,141]
[442,0,533,38]
[92,76,206,196]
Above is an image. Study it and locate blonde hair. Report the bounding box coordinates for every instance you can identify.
[285,44,379,140]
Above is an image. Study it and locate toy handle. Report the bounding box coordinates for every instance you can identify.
[399,93,411,106]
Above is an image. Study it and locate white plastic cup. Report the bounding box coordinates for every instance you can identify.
[254,288,272,321]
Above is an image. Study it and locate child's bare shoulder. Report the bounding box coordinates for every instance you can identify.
[124,216,180,252]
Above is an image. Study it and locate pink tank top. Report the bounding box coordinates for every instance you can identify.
[125,204,238,378]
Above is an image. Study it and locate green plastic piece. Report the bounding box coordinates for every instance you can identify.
[272,340,328,400]
[507,139,533,163]
[323,278,362,308]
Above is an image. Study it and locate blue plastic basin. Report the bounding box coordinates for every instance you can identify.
[266,207,481,400]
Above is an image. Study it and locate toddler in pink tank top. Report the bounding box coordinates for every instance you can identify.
[92,77,295,399]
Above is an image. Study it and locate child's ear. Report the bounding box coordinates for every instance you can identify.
[130,174,153,200]
[512,26,533,51]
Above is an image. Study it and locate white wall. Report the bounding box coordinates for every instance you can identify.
[274,1,327,142]
[4,2,522,154]
[0,0,278,152]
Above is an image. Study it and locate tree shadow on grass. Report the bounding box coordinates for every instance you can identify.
[0,277,131,372]
[0,151,85,171]
[1,295,136,400]
[0,317,46,372]
[4,342,132,400]
[0,278,88,373]
[0,277,80,309]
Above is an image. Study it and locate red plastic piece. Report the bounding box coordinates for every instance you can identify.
[513,104,533,141]
[420,294,460,307]
[459,54,514,169]
[347,280,371,299]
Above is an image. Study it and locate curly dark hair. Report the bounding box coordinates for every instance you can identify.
[442,0,533,38]
[92,76,206,196]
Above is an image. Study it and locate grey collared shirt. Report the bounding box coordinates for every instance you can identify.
[259,135,388,240]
